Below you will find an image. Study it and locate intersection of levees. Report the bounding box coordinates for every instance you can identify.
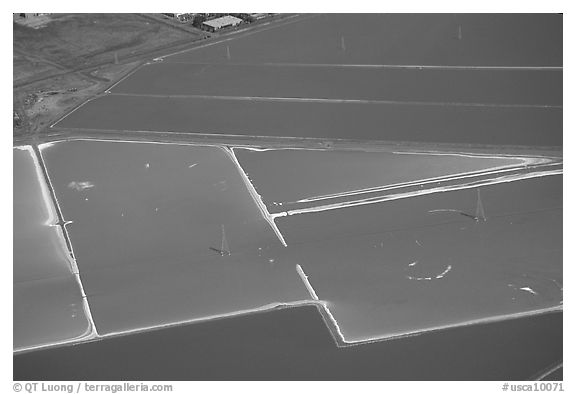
[274,175,562,343]
[38,139,312,337]
[14,13,563,378]
[233,147,560,215]
[13,146,94,352]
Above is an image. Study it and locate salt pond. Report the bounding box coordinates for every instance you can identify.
[14,305,562,380]
[110,63,561,108]
[40,140,312,335]
[233,147,557,214]
[165,14,562,67]
[276,175,562,342]
[13,146,93,352]
[32,139,562,345]
[55,95,562,146]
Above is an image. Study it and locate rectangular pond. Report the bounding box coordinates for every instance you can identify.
[165,14,562,67]
[13,146,93,352]
[276,175,562,343]
[110,63,561,107]
[233,147,557,214]
[55,95,562,146]
[17,139,562,353]
[40,140,312,335]
[14,305,562,380]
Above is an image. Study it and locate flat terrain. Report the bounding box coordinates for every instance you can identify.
[109,63,561,107]
[14,14,199,77]
[275,175,562,342]
[13,13,206,136]
[13,147,92,351]
[233,147,547,213]
[14,13,563,379]
[166,14,562,66]
[40,140,310,335]
[56,95,562,146]
[33,139,561,346]
[51,13,562,147]
[13,306,562,380]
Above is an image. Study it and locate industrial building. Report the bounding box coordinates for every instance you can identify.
[202,15,243,32]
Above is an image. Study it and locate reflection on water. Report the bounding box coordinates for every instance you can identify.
[110,63,562,108]
[13,146,92,352]
[15,12,563,361]
[55,95,562,146]
[41,140,312,336]
[166,14,562,67]
[13,306,563,380]
[233,147,557,214]
[277,175,562,343]
[17,139,561,351]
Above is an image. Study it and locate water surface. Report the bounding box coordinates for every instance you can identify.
[13,306,563,380]
[111,63,561,107]
[276,175,562,342]
[166,14,562,67]
[234,147,544,213]
[41,140,311,335]
[56,95,561,146]
[13,146,92,351]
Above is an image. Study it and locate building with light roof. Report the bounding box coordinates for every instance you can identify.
[202,15,243,32]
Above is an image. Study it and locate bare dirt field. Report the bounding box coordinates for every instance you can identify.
[13,13,207,137]
[14,14,200,71]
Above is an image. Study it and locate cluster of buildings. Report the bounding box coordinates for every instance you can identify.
[15,13,51,18]
[162,13,197,22]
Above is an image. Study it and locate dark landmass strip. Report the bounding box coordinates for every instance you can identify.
[14,306,562,380]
